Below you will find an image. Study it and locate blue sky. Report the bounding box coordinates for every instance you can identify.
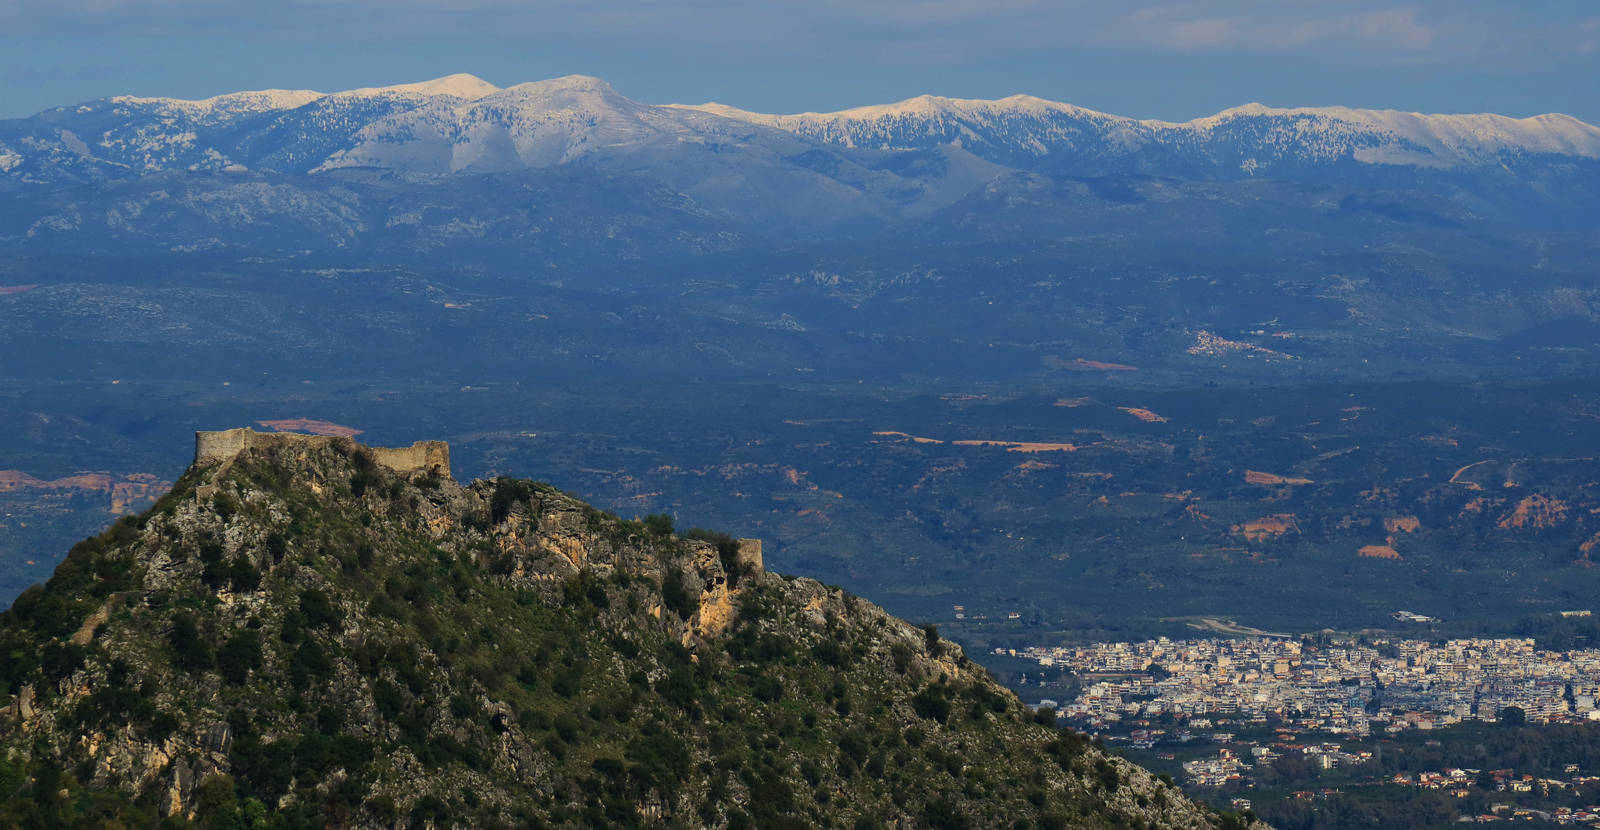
[3,1,1598,123]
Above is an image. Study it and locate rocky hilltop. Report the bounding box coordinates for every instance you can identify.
[0,430,1251,828]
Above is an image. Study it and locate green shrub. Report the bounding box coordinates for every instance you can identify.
[289,640,333,687]
[750,675,783,703]
[923,798,970,830]
[813,639,848,667]
[228,557,261,592]
[217,631,263,684]
[490,477,535,524]
[658,665,700,709]
[912,684,950,723]
[661,570,698,619]
[642,513,675,537]
[373,680,405,719]
[298,589,340,629]
[1094,758,1120,793]
[409,794,451,827]
[193,773,238,823]
[891,643,914,674]
[554,712,581,744]
[39,642,86,680]
[170,613,213,671]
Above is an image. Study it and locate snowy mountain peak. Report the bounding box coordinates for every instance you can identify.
[826,92,1112,122]
[680,92,1112,125]
[497,75,618,97]
[109,88,326,116]
[331,73,501,101]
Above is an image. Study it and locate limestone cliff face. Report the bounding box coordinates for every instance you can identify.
[0,435,1254,829]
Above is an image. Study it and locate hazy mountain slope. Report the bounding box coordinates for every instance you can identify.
[0,431,1251,828]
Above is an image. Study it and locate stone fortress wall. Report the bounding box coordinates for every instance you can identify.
[735,538,763,576]
[194,428,451,478]
[194,429,759,569]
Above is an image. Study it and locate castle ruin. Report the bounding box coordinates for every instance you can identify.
[194,428,451,478]
[735,538,763,575]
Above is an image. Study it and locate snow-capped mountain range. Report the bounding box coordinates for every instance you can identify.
[4,73,1599,254]
[5,73,1597,184]
[5,75,1600,398]
[685,96,1600,172]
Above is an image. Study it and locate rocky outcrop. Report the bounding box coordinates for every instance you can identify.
[0,433,1256,829]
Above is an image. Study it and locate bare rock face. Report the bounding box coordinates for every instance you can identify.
[0,433,1259,829]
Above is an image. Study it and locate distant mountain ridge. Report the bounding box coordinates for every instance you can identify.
[6,73,1598,185]
[5,72,1600,267]
[687,94,1600,172]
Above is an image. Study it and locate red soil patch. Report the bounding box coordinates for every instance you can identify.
[1384,516,1422,534]
[1053,397,1092,408]
[1047,357,1137,371]
[1497,494,1569,530]
[0,285,38,295]
[1119,407,1170,424]
[1579,532,1600,566]
[1245,470,1313,486]
[1009,460,1057,476]
[1358,545,1402,560]
[256,418,362,438]
[1233,514,1299,542]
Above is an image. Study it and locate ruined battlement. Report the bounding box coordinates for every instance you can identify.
[194,428,451,478]
[736,538,764,575]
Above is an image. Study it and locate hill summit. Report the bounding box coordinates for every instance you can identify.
[0,429,1246,828]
